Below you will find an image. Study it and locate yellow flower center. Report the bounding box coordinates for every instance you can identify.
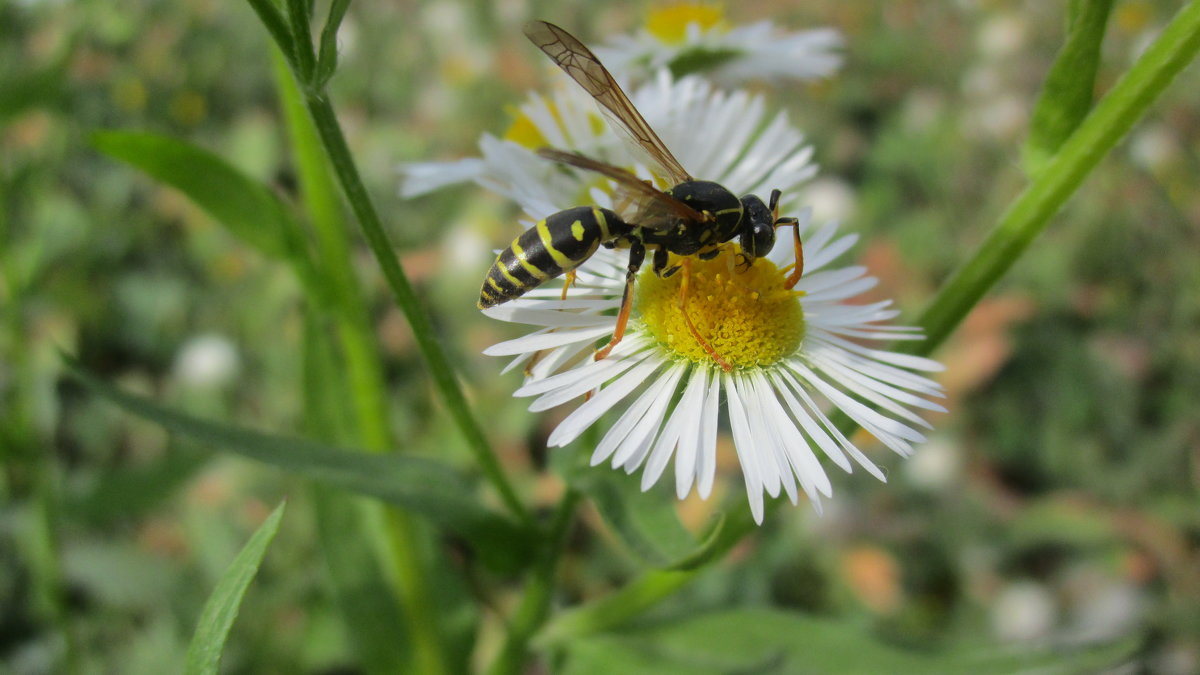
[504,100,606,150]
[636,247,805,369]
[646,3,727,44]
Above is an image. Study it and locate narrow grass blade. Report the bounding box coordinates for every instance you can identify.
[184,501,286,675]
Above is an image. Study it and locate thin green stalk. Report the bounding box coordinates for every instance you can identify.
[488,489,581,675]
[273,52,391,453]
[532,0,1200,645]
[536,499,755,649]
[909,0,1200,354]
[302,92,529,523]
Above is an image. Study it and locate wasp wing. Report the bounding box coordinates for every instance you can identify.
[524,20,693,187]
[537,148,705,230]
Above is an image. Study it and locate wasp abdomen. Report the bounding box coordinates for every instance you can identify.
[478,206,626,309]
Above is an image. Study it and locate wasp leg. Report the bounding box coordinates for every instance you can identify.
[767,189,805,289]
[678,257,733,372]
[652,247,680,278]
[777,217,803,289]
[595,241,646,361]
[523,348,547,376]
[560,269,577,301]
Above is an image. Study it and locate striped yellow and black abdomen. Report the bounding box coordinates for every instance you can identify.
[478,206,626,309]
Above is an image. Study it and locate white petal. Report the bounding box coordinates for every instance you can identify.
[802,275,879,304]
[809,331,947,377]
[674,368,709,498]
[642,365,706,491]
[793,265,867,296]
[398,158,486,197]
[734,373,783,499]
[481,305,616,328]
[515,337,649,396]
[745,372,799,505]
[485,326,614,357]
[774,368,887,482]
[592,361,679,466]
[527,350,654,412]
[697,368,722,499]
[789,362,925,457]
[755,371,833,501]
[611,364,687,469]
[548,356,665,447]
[766,370,854,474]
[724,372,765,524]
[811,351,947,415]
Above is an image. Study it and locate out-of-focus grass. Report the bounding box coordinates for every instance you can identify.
[2,0,1197,672]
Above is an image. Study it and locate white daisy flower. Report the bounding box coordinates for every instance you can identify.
[483,218,946,524]
[594,3,843,87]
[403,20,943,524]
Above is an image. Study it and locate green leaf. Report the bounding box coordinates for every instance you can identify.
[667,47,741,80]
[63,356,534,572]
[562,609,1142,674]
[90,130,296,260]
[315,0,351,86]
[184,501,286,675]
[573,466,696,567]
[66,447,208,525]
[285,0,317,81]
[1023,0,1114,174]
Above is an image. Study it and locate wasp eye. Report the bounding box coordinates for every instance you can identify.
[740,221,776,260]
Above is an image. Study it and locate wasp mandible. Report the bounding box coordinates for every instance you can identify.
[478,21,806,371]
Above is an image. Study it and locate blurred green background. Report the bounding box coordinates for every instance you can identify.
[2,0,1198,672]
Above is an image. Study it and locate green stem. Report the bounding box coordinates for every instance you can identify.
[536,498,756,648]
[488,490,581,675]
[301,92,530,524]
[533,0,1200,644]
[276,56,448,673]
[910,0,1200,354]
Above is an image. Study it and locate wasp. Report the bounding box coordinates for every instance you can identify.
[478,21,805,371]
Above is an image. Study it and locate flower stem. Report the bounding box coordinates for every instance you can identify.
[908,0,1200,355]
[302,91,530,524]
[488,489,581,675]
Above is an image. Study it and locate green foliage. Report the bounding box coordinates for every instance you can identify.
[91,131,300,261]
[64,357,534,573]
[1024,0,1114,173]
[184,501,286,675]
[574,466,698,566]
[4,1,1198,673]
[562,609,1140,674]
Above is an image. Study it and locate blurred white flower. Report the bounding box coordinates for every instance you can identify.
[594,4,843,87]
[173,334,240,388]
[976,14,1028,60]
[992,580,1057,642]
[1128,123,1179,172]
[904,436,960,490]
[801,176,857,225]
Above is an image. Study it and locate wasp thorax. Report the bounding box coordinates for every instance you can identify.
[636,246,805,368]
